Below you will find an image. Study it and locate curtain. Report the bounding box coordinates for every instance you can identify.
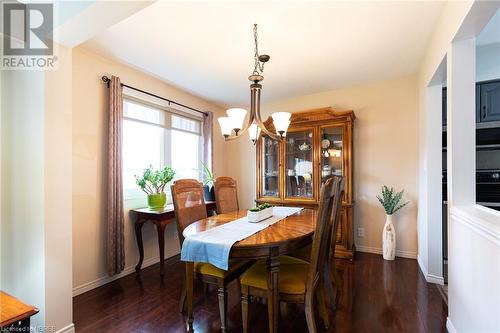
[202,111,213,172]
[107,75,125,276]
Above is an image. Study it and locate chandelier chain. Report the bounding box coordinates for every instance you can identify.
[253,24,265,75]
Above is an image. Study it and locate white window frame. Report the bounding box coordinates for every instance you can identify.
[122,88,204,201]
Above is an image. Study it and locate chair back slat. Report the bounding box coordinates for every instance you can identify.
[171,179,207,244]
[306,176,344,290]
[214,177,239,214]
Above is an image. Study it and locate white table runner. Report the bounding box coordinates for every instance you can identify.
[180,207,303,270]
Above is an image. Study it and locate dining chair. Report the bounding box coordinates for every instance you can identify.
[289,176,346,310]
[171,179,252,333]
[214,176,239,214]
[239,177,344,333]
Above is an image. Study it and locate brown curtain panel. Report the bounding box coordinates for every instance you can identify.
[202,111,213,172]
[106,75,125,276]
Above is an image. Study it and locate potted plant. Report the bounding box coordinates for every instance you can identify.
[247,203,273,223]
[376,186,409,260]
[135,165,175,210]
[199,161,215,201]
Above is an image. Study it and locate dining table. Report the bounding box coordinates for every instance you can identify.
[182,208,317,333]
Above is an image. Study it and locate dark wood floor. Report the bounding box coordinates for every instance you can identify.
[73,253,447,333]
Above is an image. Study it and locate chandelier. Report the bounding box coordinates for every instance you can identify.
[218,24,291,143]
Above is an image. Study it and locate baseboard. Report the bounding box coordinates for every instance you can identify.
[56,323,75,333]
[446,317,457,333]
[417,254,428,276]
[417,255,444,285]
[356,245,417,259]
[427,273,445,285]
[73,255,164,297]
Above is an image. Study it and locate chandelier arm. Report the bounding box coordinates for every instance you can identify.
[252,84,281,141]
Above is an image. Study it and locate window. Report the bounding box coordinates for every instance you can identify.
[122,98,203,200]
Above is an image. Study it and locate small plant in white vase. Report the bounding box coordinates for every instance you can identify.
[376,186,409,260]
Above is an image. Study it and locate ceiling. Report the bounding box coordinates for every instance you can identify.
[82,1,445,107]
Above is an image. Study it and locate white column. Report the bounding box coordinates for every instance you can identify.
[447,38,476,207]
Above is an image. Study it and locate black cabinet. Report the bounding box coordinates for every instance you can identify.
[442,80,500,126]
[479,81,500,122]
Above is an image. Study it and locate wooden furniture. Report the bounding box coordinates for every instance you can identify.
[0,291,39,331]
[214,176,239,214]
[171,179,251,333]
[240,177,344,333]
[256,107,355,259]
[131,201,216,276]
[183,208,317,333]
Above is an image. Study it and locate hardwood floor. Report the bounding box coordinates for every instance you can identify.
[73,253,447,333]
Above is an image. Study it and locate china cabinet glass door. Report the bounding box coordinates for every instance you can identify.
[320,126,344,184]
[284,129,314,199]
[261,136,280,197]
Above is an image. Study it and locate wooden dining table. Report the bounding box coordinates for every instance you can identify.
[182,208,317,333]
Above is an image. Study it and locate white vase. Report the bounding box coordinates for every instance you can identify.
[382,214,396,260]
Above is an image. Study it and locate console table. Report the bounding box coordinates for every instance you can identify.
[0,291,39,331]
[131,201,216,276]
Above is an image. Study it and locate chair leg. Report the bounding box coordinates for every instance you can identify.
[179,281,187,313]
[241,284,249,333]
[217,283,228,333]
[305,291,317,333]
[316,283,330,329]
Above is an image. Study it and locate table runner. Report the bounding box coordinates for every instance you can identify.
[181,207,303,270]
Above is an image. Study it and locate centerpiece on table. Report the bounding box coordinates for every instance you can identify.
[247,203,273,223]
[376,185,409,260]
[135,165,175,210]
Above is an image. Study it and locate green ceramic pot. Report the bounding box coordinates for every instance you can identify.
[147,193,166,210]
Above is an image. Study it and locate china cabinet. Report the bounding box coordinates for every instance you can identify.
[256,107,355,259]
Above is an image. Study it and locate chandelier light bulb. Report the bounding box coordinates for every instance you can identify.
[248,123,261,144]
[226,108,247,135]
[218,117,233,138]
[271,112,292,138]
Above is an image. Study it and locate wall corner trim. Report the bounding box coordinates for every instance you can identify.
[446,317,457,333]
[56,323,75,333]
[417,255,444,285]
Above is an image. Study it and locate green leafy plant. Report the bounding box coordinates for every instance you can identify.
[376,185,409,215]
[249,203,272,212]
[135,165,175,195]
[199,161,215,190]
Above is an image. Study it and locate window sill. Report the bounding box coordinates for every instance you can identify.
[450,205,500,245]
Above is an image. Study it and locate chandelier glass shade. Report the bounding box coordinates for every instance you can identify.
[218,24,291,143]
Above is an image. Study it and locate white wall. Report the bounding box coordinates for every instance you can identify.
[1,69,47,329]
[0,45,75,333]
[71,47,227,295]
[44,45,74,333]
[477,42,500,82]
[224,75,420,258]
[417,1,500,332]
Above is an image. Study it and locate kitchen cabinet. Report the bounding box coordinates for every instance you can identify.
[256,107,355,259]
[443,79,500,126]
[479,80,500,122]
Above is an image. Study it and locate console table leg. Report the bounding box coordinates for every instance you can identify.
[134,221,144,273]
[157,222,167,276]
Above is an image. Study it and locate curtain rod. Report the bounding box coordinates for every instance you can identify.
[101,76,208,116]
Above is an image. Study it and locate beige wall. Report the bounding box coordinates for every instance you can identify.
[224,75,419,257]
[72,47,226,294]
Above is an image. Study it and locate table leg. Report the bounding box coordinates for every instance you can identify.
[134,220,144,273]
[156,222,167,276]
[185,262,194,330]
[267,247,280,333]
